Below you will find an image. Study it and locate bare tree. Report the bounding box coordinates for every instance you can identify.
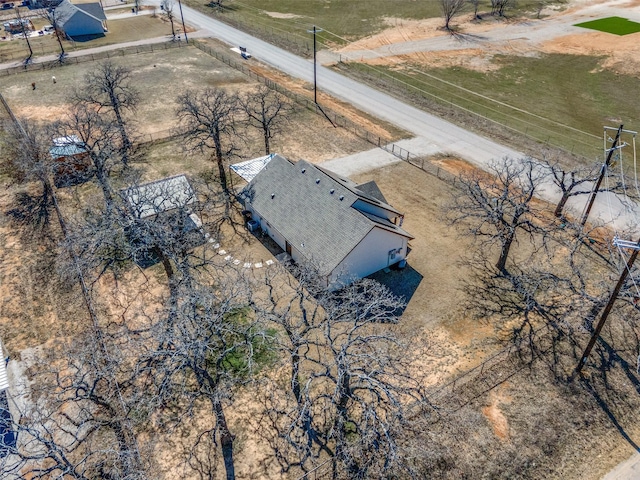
[468,0,481,20]
[140,274,271,480]
[42,7,65,59]
[1,320,152,479]
[14,7,33,64]
[74,61,140,166]
[176,88,239,197]
[541,157,633,218]
[448,156,548,273]
[491,0,513,16]
[2,120,55,227]
[440,0,467,31]
[258,264,424,477]
[55,104,126,214]
[161,0,176,40]
[239,85,291,155]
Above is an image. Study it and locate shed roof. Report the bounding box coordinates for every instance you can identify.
[0,344,8,392]
[49,135,88,159]
[242,155,412,276]
[122,174,196,219]
[230,153,275,182]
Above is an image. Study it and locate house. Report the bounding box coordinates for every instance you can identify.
[241,154,413,289]
[122,175,205,267]
[53,0,106,38]
[49,135,92,187]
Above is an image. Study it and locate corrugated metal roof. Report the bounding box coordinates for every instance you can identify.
[230,154,275,182]
[0,345,8,392]
[50,135,88,159]
[122,174,196,219]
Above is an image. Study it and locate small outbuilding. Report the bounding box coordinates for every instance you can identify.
[54,0,106,38]
[49,135,92,187]
[241,154,413,289]
[122,174,205,267]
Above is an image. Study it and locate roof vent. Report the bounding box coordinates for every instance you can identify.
[315,179,320,184]
[330,189,335,194]
[271,193,275,199]
[301,168,306,173]
[339,195,344,201]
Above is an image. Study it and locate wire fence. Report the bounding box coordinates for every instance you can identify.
[416,323,555,417]
[0,40,185,76]
[296,460,333,480]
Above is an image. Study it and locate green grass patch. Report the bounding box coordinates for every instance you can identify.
[337,53,640,161]
[574,16,640,35]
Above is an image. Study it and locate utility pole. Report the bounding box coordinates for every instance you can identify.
[574,237,640,376]
[307,25,323,104]
[177,0,188,43]
[580,124,623,226]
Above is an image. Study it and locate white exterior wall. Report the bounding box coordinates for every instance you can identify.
[352,199,397,221]
[329,227,408,288]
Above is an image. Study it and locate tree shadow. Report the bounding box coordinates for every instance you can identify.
[580,375,640,452]
[450,31,489,43]
[5,191,51,229]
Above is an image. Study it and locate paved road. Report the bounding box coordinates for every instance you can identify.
[146,0,519,168]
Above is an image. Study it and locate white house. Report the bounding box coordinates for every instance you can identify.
[54,0,106,38]
[241,154,413,289]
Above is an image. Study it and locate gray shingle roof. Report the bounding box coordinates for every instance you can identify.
[76,3,106,20]
[243,155,412,276]
[55,0,105,27]
[355,180,388,204]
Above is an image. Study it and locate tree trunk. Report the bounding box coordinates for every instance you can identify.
[54,30,65,56]
[263,129,270,155]
[213,398,236,480]
[110,95,131,166]
[496,230,515,273]
[216,151,228,194]
[95,163,115,214]
[554,191,570,217]
[40,177,53,225]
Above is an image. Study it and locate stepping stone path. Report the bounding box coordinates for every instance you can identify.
[209,239,276,271]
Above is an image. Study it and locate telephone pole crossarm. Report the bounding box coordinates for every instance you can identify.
[613,237,640,250]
